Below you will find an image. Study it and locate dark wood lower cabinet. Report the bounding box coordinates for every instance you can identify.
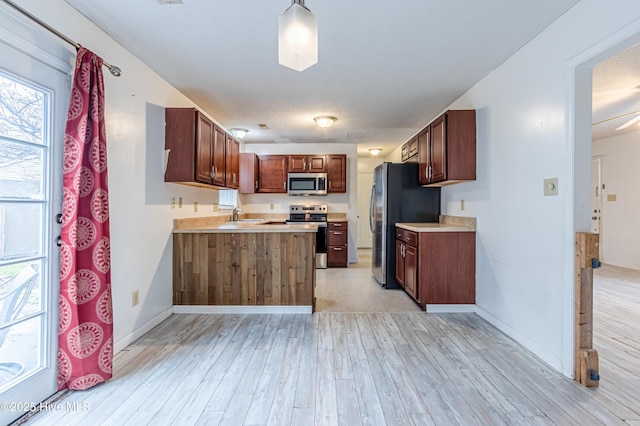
[418,232,475,305]
[173,232,315,307]
[327,221,348,267]
[395,227,475,308]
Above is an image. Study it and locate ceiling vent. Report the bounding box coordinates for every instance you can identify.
[157,0,183,4]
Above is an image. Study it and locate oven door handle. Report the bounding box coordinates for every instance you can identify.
[369,183,375,233]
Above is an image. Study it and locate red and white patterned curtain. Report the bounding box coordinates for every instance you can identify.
[58,47,113,391]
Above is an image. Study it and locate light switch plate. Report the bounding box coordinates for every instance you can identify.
[544,178,558,196]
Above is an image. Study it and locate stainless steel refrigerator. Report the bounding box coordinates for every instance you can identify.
[369,162,440,289]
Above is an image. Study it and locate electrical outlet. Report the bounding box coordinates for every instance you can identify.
[179,197,183,208]
[543,178,558,196]
[213,203,219,212]
[460,199,465,211]
[132,290,139,307]
[171,197,175,209]
[270,203,275,210]
[194,201,198,212]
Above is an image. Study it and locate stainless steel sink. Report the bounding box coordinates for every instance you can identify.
[236,218,265,223]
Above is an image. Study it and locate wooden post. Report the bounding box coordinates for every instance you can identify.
[575,232,600,387]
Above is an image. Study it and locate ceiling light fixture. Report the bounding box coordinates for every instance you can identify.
[230,128,249,139]
[368,148,383,156]
[314,115,337,128]
[278,0,318,72]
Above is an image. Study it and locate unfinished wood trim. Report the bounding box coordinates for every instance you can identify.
[574,232,600,387]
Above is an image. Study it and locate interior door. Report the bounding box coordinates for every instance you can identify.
[0,41,67,424]
[356,172,373,248]
[591,157,603,258]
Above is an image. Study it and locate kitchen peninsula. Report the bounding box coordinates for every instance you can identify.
[172,216,317,312]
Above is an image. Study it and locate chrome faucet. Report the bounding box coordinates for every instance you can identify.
[232,207,242,221]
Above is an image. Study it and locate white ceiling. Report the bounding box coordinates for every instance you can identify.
[592,42,640,141]
[65,0,587,156]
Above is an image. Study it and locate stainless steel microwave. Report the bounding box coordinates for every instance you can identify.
[287,173,327,196]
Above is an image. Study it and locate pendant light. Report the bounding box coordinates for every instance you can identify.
[278,0,318,72]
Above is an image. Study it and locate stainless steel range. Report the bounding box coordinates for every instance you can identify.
[286,205,328,269]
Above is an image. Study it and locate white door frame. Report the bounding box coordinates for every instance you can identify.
[565,20,640,378]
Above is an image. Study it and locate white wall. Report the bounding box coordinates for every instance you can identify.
[240,143,358,262]
[593,130,640,269]
[19,0,238,352]
[435,0,640,375]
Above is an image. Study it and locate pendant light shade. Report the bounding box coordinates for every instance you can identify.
[278,1,318,72]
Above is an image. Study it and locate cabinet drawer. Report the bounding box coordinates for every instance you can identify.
[328,221,347,231]
[328,245,348,267]
[395,228,418,246]
[328,230,347,246]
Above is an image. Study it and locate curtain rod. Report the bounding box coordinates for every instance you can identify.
[3,0,122,76]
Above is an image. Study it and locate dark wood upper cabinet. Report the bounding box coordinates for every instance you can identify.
[416,110,476,186]
[401,136,419,163]
[288,154,326,173]
[165,107,236,189]
[225,135,239,188]
[239,152,259,193]
[195,113,214,185]
[326,154,347,193]
[211,125,226,187]
[165,108,214,186]
[258,155,288,193]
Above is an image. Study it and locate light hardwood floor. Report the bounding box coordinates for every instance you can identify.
[15,259,640,425]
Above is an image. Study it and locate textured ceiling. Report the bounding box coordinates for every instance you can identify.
[65,0,582,156]
[592,42,640,141]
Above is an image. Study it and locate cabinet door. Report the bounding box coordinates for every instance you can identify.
[404,244,418,299]
[211,125,226,186]
[417,126,430,185]
[327,154,347,193]
[395,240,405,288]
[195,112,213,184]
[239,153,259,193]
[307,155,327,172]
[430,114,447,184]
[225,136,239,188]
[258,155,288,193]
[288,155,306,172]
[401,142,409,162]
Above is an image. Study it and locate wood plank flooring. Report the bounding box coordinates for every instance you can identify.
[15,260,640,425]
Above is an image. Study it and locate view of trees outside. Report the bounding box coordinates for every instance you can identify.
[0,72,47,384]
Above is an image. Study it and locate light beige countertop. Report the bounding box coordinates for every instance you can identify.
[173,211,346,233]
[396,215,476,233]
[173,221,317,234]
[395,223,475,233]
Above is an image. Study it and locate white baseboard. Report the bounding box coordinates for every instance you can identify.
[173,305,313,314]
[426,304,476,313]
[113,307,173,354]
[475,305,564,374]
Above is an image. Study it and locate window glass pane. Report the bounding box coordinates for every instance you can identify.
[219,189,237,207]
[0,203,42,261]
[0,139,44,199]
[0,315,42,391]
[0,73,45,144]
[0,261,42,326]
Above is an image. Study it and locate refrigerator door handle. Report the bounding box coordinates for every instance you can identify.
[369,183,375,233]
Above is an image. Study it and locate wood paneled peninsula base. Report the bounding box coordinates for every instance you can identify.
[173,221,317,312]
